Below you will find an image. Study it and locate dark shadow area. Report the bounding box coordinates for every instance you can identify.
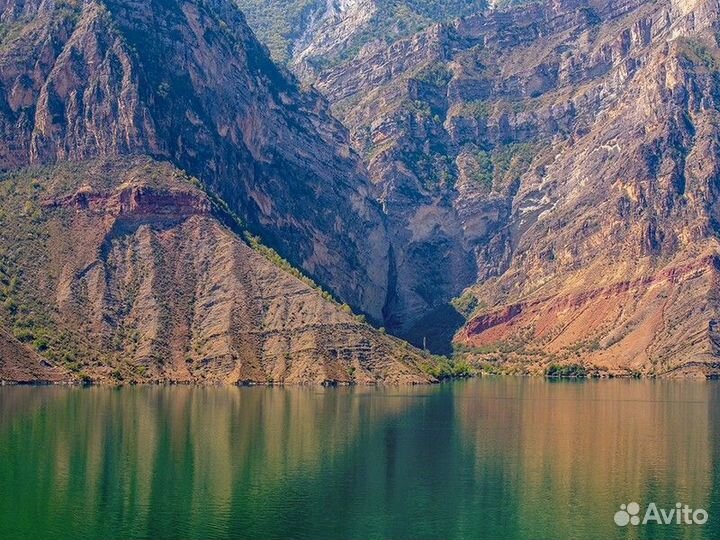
[401,302,465,355]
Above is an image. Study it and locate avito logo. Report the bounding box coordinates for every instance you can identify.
[614,502,708,526]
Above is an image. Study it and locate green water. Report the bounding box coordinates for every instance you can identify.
[0,379,718,539]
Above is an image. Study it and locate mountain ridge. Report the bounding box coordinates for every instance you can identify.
[0,0,449,384]
[4,0,720,379]
[0,0,395,323]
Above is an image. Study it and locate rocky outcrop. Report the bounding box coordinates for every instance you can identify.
[0,158,434,384]
[457,255,720,376]
[291,0,378,68]
[0,0,391,323]
[5,0,720,377]
[454,0,720,376]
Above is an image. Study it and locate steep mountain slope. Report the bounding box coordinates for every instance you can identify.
[307,0,720,374]
[0,328,71,383]
[0,0,390,322]
[0,158,434,384]
[234,0,488,68]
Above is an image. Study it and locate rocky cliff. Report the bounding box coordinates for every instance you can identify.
[301,0,720,374]
[0,158,434,384]
[454,0,720,376]
[5,0,720,378]
[0,0,391,323]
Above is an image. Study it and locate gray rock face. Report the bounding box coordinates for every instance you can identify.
[233,0,488,72]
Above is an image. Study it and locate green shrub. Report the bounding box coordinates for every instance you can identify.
[466,150,493,189]
[12,327,34,343]
[451,292,479,318]
[420,355,477,379]
[32,337,49,351]
[492,142,537,187]
[545,363,587,378]
[456,100,490,119]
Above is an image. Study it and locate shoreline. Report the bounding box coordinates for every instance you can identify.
[3,372,719,388]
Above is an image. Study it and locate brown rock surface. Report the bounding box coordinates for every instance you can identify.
[4,0,720,377]
[457,253,720,376]
[0,158,433,384]
[0,327,70,383]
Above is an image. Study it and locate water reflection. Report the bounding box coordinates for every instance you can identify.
[454,379,715,539]
[0,380,717,539]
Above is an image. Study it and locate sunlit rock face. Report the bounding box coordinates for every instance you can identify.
[3,0,720,375]
[302,0,720,370]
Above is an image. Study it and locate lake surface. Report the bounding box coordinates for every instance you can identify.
[0,379,718,539]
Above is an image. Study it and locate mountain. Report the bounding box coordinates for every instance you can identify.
[0,158,434,384]
[0,0,392,323]
[0,0,447,384]
[234,0,488,68]
[4,0,720,380]
[296,0,720,375]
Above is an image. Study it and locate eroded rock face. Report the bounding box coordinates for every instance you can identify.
[305,0,720,372]
[457,255,720,376]
[0,0,390,322]
[291,0,378,69]
[4,0,720,376]
[450,0,720,375]
[0,158,433,384]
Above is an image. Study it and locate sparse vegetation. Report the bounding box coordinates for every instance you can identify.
[491,142,537,187]
[197,180,347,309]
[235,0,486,65]
[460,149,494,189]
[420,355,476,379]
[451,291,480,319]
[408,150,457,190]
[681,38,720,72]
[545,363,588,378]
[231,0,324,63]
[415,64,452,86]
[454,100,490,120]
